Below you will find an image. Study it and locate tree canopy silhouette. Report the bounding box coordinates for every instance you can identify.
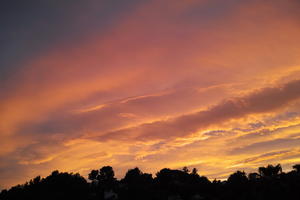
[1,163,300,200]
[258,164,282,178]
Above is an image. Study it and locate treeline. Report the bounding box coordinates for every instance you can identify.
[1,164,300,200]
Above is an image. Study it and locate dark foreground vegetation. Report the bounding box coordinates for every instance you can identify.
[1,164,300,200]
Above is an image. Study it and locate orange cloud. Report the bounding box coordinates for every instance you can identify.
[97,80,300,141]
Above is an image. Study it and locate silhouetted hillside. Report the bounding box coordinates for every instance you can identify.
[1,164,300,200]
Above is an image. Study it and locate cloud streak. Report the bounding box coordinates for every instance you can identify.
[98,80,300,141]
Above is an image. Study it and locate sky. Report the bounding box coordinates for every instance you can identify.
[1,0,300,189]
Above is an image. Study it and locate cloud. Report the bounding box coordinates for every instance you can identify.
[17,84,231,139]
[97,80,300,141]
[239,150,294,164]
[231,138,300,155]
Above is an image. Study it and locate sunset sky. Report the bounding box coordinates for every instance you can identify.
[1,0,300,189]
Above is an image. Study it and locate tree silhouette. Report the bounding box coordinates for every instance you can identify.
[191,168,198,176]
[248,172,260,181]
[292,164,300,173]
[123,167,152,184]
[227,171,248,185]
[182,166,189,173]
[88,169,99,181]
[258,164,282,178]
[98,166,115,183]
[0,170,88,200]
[1,163,300,200]
[120,167,153,200]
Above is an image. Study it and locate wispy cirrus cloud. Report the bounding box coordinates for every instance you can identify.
[96,80,300,141]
